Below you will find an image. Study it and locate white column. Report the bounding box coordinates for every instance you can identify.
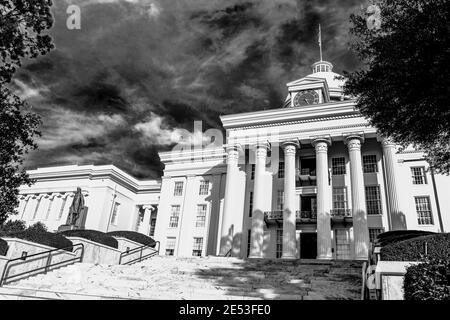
[249,142,269,259]
[281,141,298,259]
[313,138,332,260]
[219,145,241,255]
[381,138,404,230]
[346,134,370,260]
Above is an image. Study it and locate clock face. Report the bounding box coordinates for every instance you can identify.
[293,90,320,107]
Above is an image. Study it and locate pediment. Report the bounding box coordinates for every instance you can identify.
[286,76,329,91]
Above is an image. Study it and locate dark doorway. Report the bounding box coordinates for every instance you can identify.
[300,233,317,259]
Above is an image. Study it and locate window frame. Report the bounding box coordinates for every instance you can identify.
[165,237,176,256]
[362,154,378,173]
[365,185,383,215]
[278,162,285,179]
[332,187,348,213]
[414,196,433,225]
[169,205,181,228]
[192,237,204,257]
[411,167,427,185]
[332,157,346,175]
[199,180,210,196]
[195,204,207,228]
[173,181,184,196]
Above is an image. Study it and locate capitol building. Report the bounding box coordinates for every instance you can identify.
[11,57,450,261]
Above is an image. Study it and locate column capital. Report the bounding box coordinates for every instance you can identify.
[378,136,396,148]
[344,133,365,151]
[281,140,300,151]
[225,144,243,164]
[311,136,331,153]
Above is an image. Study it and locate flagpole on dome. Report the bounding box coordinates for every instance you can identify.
[319,24,323,62]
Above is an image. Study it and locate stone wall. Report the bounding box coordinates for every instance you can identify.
[67,237,121,265]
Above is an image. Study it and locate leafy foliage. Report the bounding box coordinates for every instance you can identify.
[0,237,8,255]
[404,258,450,300]
[107,230,156,247]
[380,233,450,261]
[0,0,54,224]
[0,219,26,235]
[374,230,435,247]
[345,0,450,173]
[8,227,73,251]
[62,229,119,249]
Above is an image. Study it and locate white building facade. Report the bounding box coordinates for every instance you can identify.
[12,60,450,261]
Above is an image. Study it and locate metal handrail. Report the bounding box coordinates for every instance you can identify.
[119,241,160,265]
[0,243,84,286]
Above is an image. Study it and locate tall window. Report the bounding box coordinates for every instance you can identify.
[278,162,285,178]
[32,197,42,220]
[276,229,283,259]
[58,196,67,220]
[332,187,348,214]
[276,190,284,211]
[247,229,251,257]
[199,180,210,196]
[21,197,30,219]
[411,167,427,185]
[369,228,384,243]
[45,197,54,220]
[248,192,253,217]
[332,157,346,175]
[169,205,180,228]
[365,186,382,215]
[149,212,157,237]
[251,164,255,180]
[174,182,184,196]
[111,202,120,225]
[363,155,378,173]
[165,237,176,256]
[192,237,203,256]
[415,196,433,225]
[196,204,207,227]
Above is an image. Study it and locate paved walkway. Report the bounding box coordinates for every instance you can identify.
[1,256,363,300]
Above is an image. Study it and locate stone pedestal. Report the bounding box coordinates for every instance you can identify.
[57,225,80,233]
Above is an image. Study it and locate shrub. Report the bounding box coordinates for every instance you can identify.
[404,258,450,300]
[26,222,48,233]
[374,230,435,247]
[0,238,8,256]
[61,230,118,249]
[107,231,156,247]
[381,233,450,261]
[11,229,73,252]
[0,220,27,236]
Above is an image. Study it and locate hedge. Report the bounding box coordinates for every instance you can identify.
[61,230,118,249]
[404,259,450,300]
[0,220,27,236]
[0,238,8,256]
[380,233,450,261]
[8,229,73,252]
[107,231,156,247]
[375,230,435,247]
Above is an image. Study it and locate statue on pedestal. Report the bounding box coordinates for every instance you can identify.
[58,187,87,232]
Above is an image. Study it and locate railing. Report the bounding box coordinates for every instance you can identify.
[0,243,84,287]
[264,211,317,221]
[297,211,317,219]
[330,209,352,217]
[119,241,160,265]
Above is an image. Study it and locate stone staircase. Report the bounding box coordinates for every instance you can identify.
[0,257,363,300]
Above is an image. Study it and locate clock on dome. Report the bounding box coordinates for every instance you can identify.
[293,90,319,107]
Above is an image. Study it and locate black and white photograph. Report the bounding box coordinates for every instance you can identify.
[0,0,449,307]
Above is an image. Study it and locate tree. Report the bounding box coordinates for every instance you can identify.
[345,0,450,174]
[0,0,54,224]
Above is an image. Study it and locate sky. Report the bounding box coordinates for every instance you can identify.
[12,0,366,179]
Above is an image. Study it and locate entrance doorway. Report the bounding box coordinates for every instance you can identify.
[300,233,317,259]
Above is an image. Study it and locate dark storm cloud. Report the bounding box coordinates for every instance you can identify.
[14,0,365,179]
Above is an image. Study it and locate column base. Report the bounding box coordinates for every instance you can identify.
[248,254,264,259]
[281,254,297,260]
[316,254,333,260]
